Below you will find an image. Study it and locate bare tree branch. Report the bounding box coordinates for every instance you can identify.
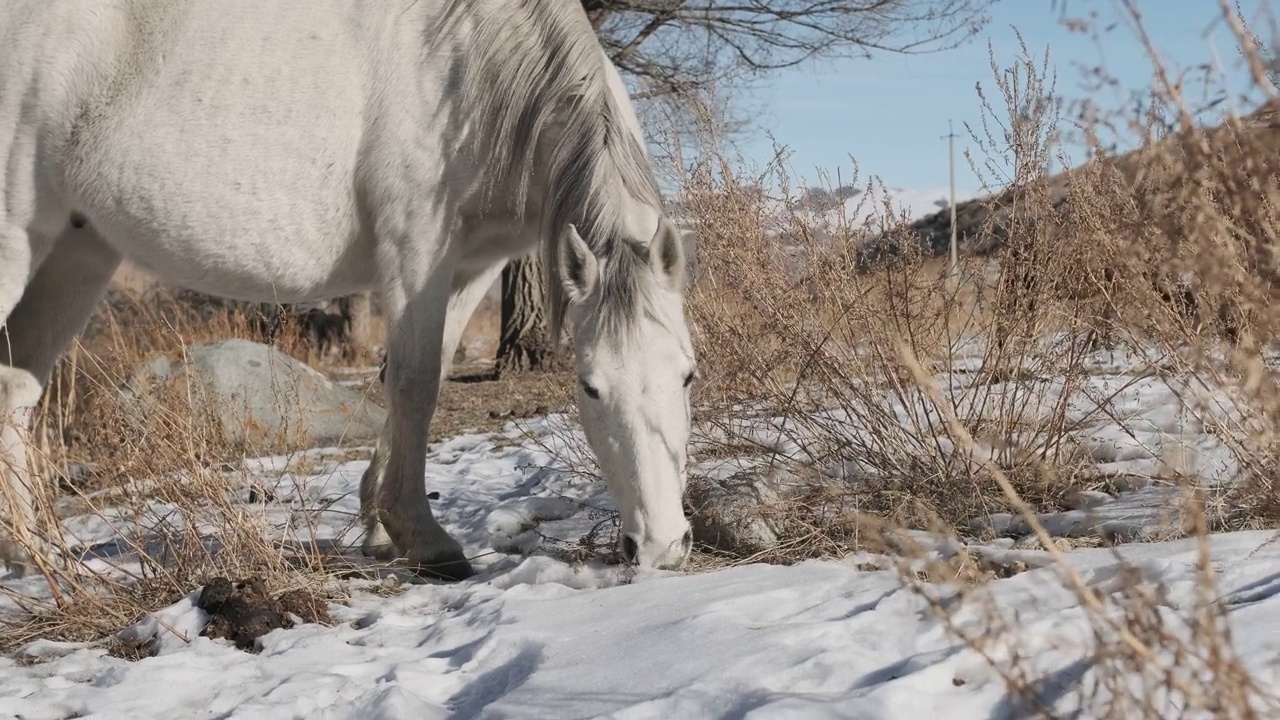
[584,0,995,99]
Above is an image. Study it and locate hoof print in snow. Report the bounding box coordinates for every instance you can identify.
[106,636,157,662]
[486,404,551,421]
[197,576,332,653]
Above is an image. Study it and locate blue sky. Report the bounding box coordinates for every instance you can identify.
[731,0,1273,208]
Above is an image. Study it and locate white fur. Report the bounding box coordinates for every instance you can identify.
[0,0,698,578]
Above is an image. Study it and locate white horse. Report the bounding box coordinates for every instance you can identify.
[0,0,699,580]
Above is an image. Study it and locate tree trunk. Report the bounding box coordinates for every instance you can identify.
[495,254,565,374]
[345,292,374,357]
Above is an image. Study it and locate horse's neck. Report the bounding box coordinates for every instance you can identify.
[453,37,655,245]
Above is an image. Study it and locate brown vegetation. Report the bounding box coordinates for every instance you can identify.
[3,4,1280,716]
[650,9,1280,714]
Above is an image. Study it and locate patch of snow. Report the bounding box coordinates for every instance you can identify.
[4,533,1280,717]
[3,348,1279,717]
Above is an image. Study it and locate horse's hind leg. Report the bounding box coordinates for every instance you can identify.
[0,224,120,574]
[360,259,504,563]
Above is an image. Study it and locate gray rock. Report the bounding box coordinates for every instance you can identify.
[122,339,385,448]
[686,472,785,555]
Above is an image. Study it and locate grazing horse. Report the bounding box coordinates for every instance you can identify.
[0,0,699,580]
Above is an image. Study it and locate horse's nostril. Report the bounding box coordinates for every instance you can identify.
[681,528,693,553]
[621,534,639,565]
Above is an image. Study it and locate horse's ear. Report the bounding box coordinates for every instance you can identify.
[649,219,688,291]
[558,223,597,302]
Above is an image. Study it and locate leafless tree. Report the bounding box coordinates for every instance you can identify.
[584,0,991,96]
[494,0,995,374]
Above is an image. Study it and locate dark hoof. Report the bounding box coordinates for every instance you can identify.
[362,541,475,581]
[360,542,398,562]
[410,554,475,582]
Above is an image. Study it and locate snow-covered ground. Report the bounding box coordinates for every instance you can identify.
[3,346,1280,718]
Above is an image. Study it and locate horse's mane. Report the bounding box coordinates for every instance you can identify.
[436,0,665,342]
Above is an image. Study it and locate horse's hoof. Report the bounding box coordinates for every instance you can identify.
[360,541,398,562]
[407,549,475,582]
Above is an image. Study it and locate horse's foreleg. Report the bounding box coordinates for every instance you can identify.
[0,225,120,574]
[361,259,505,564]
[358,251,475,579]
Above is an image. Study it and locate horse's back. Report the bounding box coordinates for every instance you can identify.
[1,1,435,301]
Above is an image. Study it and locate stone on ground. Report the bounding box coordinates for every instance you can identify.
[122,339,385,447]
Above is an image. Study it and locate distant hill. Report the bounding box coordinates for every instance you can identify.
[896,99,1280,262]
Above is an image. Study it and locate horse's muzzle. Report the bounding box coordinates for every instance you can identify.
[622,528,693,570]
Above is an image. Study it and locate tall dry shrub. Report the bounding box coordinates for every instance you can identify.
[674,40,1124,537]
[665,2,1280,715]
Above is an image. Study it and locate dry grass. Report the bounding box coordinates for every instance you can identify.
[0,288,378,652]
[3,1,1280,714]
[0,279,570,654]
[631,3,1280,715]
[660,20,1280,544]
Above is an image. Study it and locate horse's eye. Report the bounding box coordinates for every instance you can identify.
[581,380,600,399]
[683,371,697,388]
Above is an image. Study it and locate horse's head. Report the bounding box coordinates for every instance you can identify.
[553,214,698,571]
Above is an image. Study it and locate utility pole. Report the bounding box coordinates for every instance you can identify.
[943,121,959,287]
